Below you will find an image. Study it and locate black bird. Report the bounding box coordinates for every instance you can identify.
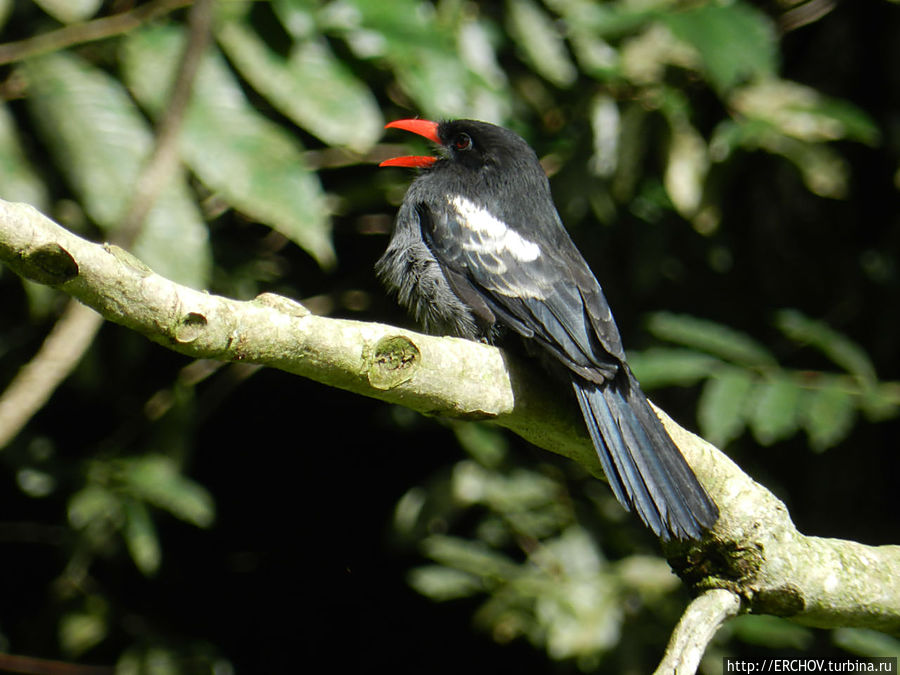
[377,118,718,540]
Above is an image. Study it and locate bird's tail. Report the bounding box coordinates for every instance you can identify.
[573,368,718,540]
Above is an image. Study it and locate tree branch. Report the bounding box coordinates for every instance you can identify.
[654,589,741,675]
[1,199,899,668]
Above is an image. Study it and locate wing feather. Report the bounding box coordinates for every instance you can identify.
[419,196,624,378]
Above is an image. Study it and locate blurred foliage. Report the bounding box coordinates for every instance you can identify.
[0,0,898,673]
[628,310,900,450]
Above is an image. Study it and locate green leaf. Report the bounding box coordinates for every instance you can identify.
[121,25,334,267]
[0,101,49,209]
[453,423,508,468]
[22,52,212,289]
[217,20,383,151]
[730,615,813,650]
[776,309,878,383]
[858,382,900,422]
[664,118,709,217]
[122,498,162,575]
[422,534,521,580]
[626,347,722,389]
[271,0,317,40]
[697,367,755,446]
[119,455,215,528]
[59,598,108,657]
[0,0,11,31]
[810,96,881,146]
[330,0,470,117]
[408,565,483,601]
[559,3,654,41]
[833,627,900,658]
[731,80,879,145]
[34,0,103,24]
[662,2,777,93]
[748,374,802,445]
[68,485,121,530]
[506,0,577,88]
[800,380,856,451]
[647,313,776,368]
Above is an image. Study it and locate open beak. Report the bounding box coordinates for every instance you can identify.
[379,119,441,168]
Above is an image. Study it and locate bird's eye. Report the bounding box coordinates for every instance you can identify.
[453,133,473,151]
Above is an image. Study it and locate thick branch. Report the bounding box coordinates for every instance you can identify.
[1,199,899,648]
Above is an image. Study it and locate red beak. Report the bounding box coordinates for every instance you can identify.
[379,119,441,168]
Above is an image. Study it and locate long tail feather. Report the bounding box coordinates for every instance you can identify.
[573,368,718,540]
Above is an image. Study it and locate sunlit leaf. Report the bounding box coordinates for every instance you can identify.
[329,0,469,117]
[556,3,653,40]
[662,2,776,93]
[121,25,334,267]
[453,422,508,468]
[33,0,103,23]
[833,627,900,658]
[59,598,107,657]
[614,555,681,596]
[0,0,11,30]
[217,20,383,151]
[664,118,708,217]
[800,381,856,451]
[123,498,162,575]
[626,347,722,389]
[408,565,483,601]
[589,95,620,177]
[0,101,48,209]
[768,133,849,198]
[23,52,212,288]
[528,528,621,661]
[328,0,442,57]
[458,16,507,89]
[810,96,881,146]
[647,313,776,368]
[711,115,851,200]
[731,80,879,145]
[698,367,755,446]
[422,534,521,579]
[119,455,215,528]
[748,374,802,445]
[16,467,55,497]
[858,382,900,422]
[68,485,121,530]
[506,0,577,88]
[271,0,317,40]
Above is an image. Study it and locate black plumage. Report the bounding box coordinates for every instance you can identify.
[377,118,718,540]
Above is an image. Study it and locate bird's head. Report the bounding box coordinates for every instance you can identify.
[379,118,541,176]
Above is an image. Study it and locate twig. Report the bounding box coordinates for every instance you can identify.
[115,0,214,247]
[0,0,194,66]
[0,651,112,675]
[654,589,741,675]
[0,0,214,450]
[778,0,838,34]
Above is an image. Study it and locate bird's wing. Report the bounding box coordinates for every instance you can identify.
[417,197,626,379]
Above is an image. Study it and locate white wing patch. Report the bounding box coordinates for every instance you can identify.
[449,195,541,264]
